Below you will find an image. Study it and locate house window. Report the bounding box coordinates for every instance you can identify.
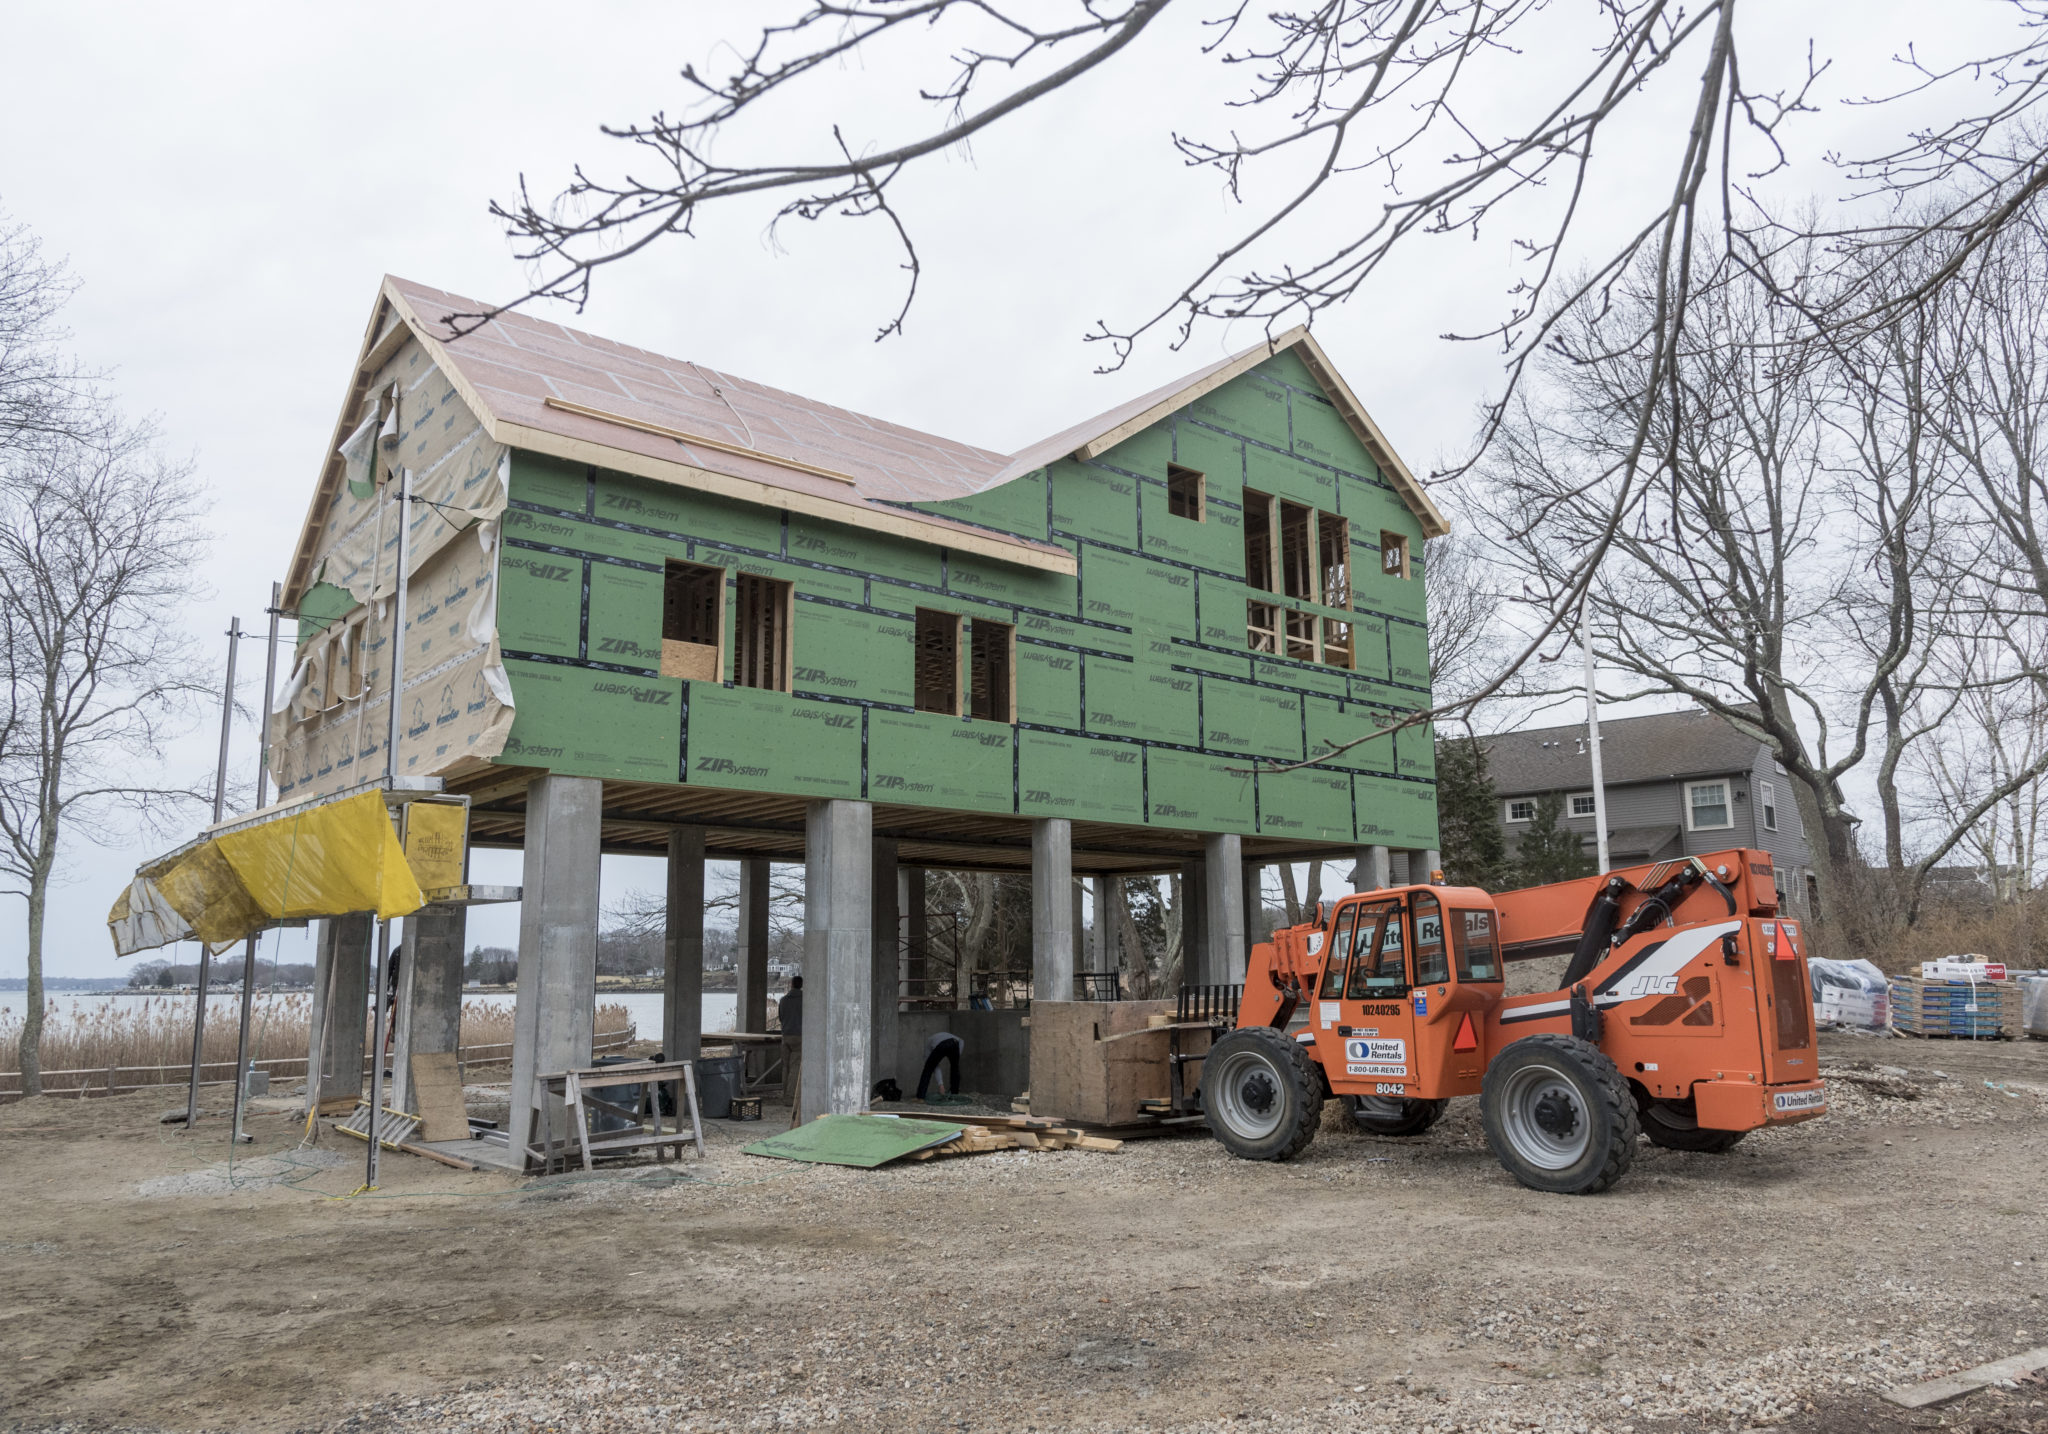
[913,608,960,715]
[1246,600,1279,654]
[1570,793,1597,818]
[1280,501,1315,599]
[1686,780,1732,831]
[1317,513,1350,608]
[1773,870,1789,908]
[1505,798,1536,823]
[661,560,724,682]
[1243,490,1276,592]
[1166,464,1205,521]
[968,619,1013,721]
[1760,779,1778,832]
[1321,618,1353,670]
[1284,607,1317,663]
[733,573,791,692]
[1381,531,1409,579]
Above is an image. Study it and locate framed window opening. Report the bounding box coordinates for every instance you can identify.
[1505,798,1536,823]
[1243,489,1276,592]
[1279,501,1316,600]
[1380,530,1410,579]
[1317,512,1351,608]
[661,559,725,682]
[1283,607,1318,663]
[1760,779,1778,831]
[1569,793,1597,818]
[1166,464,1205,521]
[1246,600,1279,654]
[733,573,792,693]
[968,619,1014,722]
[1686,779,1732,831]
[1321,618,1353,670]
[913,608,961,715]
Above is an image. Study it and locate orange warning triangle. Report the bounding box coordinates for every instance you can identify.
[1453,1012,1479,1052]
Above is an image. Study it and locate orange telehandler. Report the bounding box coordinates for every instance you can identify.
[1200,850,1825,1194]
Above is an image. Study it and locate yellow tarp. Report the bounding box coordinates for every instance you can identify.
[108,789,426,956]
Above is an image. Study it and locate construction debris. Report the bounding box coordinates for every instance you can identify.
[741,1112,1123,1168]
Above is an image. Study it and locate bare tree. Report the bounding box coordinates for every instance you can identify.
[0,416,211,1094]
[0,212,86,453]
[472,5,2048,733]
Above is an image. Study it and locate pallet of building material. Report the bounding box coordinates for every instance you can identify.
[1890,977,2023,1037]
[334,1103,423,1150]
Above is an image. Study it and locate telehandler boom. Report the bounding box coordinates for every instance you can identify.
[1200,849,1825,1194]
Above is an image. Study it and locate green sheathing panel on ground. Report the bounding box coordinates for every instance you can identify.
[492,348,1437,845]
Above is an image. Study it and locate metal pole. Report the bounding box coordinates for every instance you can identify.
[183,618,241,1130]
[366,916,391,1188]
[1583,610,1611,875]
[384,467,411,785]
[230,588,285,1146]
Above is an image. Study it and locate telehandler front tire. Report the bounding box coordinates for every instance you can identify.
[1202,1027,1322,1162]
[1481,1034,1638,1194]
[1347,1095,1447,1137]
[1636,1092,1747,1153]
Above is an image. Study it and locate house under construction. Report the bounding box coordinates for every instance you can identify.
[275,276,1446,1154]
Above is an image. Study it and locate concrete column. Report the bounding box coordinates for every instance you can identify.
[870,836,900,1088]
[904,866,929,1001]
[803,799,872,1118]
[509,775,603,1160]
[390,901,466,1115]
[1421,849,1442,883]
[1354,845,1393,893]
[1204,832,1248,985]
[1179,860,1208,985]
[1031,819,1075,1003]
[308,911,373,1112]
[664,827,706,1061]
[735,858,771,1035]
[1089,875,1111,973]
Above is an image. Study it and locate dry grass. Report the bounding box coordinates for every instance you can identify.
[0,995,638,1092]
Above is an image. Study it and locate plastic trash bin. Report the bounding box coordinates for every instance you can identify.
[695,1055,745,1119]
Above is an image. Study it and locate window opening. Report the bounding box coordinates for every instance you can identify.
[1243,490,1276,592]
[1280,501,1315,600]
[914,608,960,715]
[1318,513,1350,608]
[733,573,791,692]
[1451,909,1501,982]
[661,559,724,682]
[1321,618,1353,669]
[1246,600,1279,655]
[1320,905,1357,998]
[1570,793,1597,818]
[1283,608,1318,663]
[1760,780,1777,831]
[1345,901,1407,999]
[1380,531,1409,579]
[1687,780,1731,830]
[1166,464,1205,521]
[1505,798,1536,822]
[968,619,1013,721]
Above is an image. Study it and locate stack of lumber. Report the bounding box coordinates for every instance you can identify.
[901,1112,1121,1160]
[1890,976,2025,1038]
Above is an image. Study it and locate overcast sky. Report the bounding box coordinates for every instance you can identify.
[0,2,2012,981]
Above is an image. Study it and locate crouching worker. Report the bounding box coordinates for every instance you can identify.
[916,1030,963,1102]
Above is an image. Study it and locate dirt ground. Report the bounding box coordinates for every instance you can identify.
[4,1031,2047,1434]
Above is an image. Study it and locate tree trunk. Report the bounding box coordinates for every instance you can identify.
[20,851,51,1098]
[1278,865,1301,926]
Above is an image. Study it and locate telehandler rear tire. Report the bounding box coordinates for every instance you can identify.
[1347,1095,1447,1137]
[1636,1093,1747,1153]
[1202,1027,1322,1162]
[1481,1034,1638,1194]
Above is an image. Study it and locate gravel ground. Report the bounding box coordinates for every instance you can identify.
[4,1032,2047,1434]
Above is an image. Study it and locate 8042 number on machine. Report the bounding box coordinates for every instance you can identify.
[1344,1037,1408,1079]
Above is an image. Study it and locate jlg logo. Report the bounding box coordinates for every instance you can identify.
[1623,973,1681,999]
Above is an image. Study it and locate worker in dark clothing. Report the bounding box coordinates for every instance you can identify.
[916,1030,962,1102]
[778,976,804,1126]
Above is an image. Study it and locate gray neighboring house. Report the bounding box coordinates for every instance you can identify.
[1479,707,1815,915]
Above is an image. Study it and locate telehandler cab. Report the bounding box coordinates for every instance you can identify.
[1200,849,1825,1194]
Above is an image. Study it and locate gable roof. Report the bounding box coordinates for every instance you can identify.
[284,277,1444,604]
[1478,707,1767,795]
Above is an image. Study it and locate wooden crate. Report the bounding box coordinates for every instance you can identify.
[1027,1001,1212,1127]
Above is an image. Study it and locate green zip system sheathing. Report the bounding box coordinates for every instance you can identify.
[489,348,1437,851]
